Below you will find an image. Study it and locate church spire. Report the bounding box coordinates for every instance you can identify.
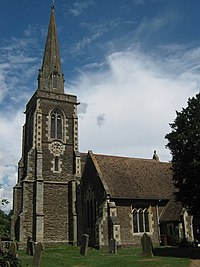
[38,5,64,93]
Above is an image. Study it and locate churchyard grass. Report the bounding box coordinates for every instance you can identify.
[18,245,192,267]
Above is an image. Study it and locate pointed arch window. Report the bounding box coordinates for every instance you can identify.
[50,109,63,140]
[85,185,96,230]
[132,208,150,233]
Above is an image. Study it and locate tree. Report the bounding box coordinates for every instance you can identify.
[165,92,200,217]
[0,210,11,238]
[1,199,9,206]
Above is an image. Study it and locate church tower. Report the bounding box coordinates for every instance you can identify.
[12,5,80,245]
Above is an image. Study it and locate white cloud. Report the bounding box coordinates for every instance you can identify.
[67,46,200,163]
[72,20,120,54]
[0,111,24,212]
[133,14,174,42]
[68,1,94,17]
[1,28,200,213]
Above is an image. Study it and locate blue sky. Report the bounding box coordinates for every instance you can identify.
[1,0,200,211]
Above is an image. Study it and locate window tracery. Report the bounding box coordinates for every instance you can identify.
[132,208,150,233]
[50,109,63,140]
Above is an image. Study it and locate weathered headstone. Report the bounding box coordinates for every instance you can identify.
[141,233,153,256]
[8,241,17,257]
[33,242,43,267]
[80,234,89,256]
[26,236,34,255]
[109,238,117,254]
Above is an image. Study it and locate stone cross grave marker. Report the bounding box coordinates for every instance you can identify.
[33,242,43,267]
[80,234,89,256]
[8,241,17,257]
[141,233,153,256]
[109,238,117,254]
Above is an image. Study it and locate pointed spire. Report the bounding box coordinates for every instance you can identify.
[38,5,64,93]
[52,0,55,9]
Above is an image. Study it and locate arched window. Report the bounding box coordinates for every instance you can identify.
[133,210,138,233]
[132,208,150,233]
[144,209,150,232]
[85,185,96,230]
[50,109,63,139]
[139,209,144,232]
[54,157,59,172]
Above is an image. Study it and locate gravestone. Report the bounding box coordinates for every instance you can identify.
[8,241,17,257]
[33,242,43,267]
[80,234,89,256]
[26,236,34,255]
[109,238,117,254]
[141,233,153,256]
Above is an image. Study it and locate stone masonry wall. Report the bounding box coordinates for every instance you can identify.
[116,204,159,247]
[43,183,69,242]
[21,182,34,241]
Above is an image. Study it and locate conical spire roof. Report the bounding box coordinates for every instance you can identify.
[38,6,64,93]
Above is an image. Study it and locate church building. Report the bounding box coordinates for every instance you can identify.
[12,5,195,248]
[11,5,81,245]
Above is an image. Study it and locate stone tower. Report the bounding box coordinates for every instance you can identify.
[12,5,81,245]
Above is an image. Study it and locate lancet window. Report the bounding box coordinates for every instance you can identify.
[132,208,150,233]
[54,157,59,172]
[50,109,63,139]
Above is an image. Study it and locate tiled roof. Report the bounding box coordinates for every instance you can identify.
[160,197,183,222]
[87,153,174,200]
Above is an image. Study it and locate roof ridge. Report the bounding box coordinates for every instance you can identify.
[91,152,170,164]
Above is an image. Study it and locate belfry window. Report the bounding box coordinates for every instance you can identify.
[132,208,150,233]
[50,109,63,139]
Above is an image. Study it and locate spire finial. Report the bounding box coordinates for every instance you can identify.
[52,0,55,9]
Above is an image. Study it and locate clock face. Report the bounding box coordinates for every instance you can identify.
[50,141,64,156]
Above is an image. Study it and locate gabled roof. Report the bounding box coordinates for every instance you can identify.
[160,197,183,222]
[82,151,174,200]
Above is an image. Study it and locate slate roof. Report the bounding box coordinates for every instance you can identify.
[84,152,174,200]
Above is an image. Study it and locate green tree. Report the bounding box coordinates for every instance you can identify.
[165,92,200,216]
[0,210,11,238]
[0,196,10,238]
[1,199,9,206]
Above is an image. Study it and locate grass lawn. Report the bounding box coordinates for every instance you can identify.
[18,246,193,267]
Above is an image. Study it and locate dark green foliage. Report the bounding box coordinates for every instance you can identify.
[166,92,200,216]
[0,210,12,238]
[0,249,21,267]
[1,199,9,206]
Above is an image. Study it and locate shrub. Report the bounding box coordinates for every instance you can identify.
[0,249,21,267]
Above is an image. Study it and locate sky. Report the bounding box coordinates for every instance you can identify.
[1,0,200,211]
